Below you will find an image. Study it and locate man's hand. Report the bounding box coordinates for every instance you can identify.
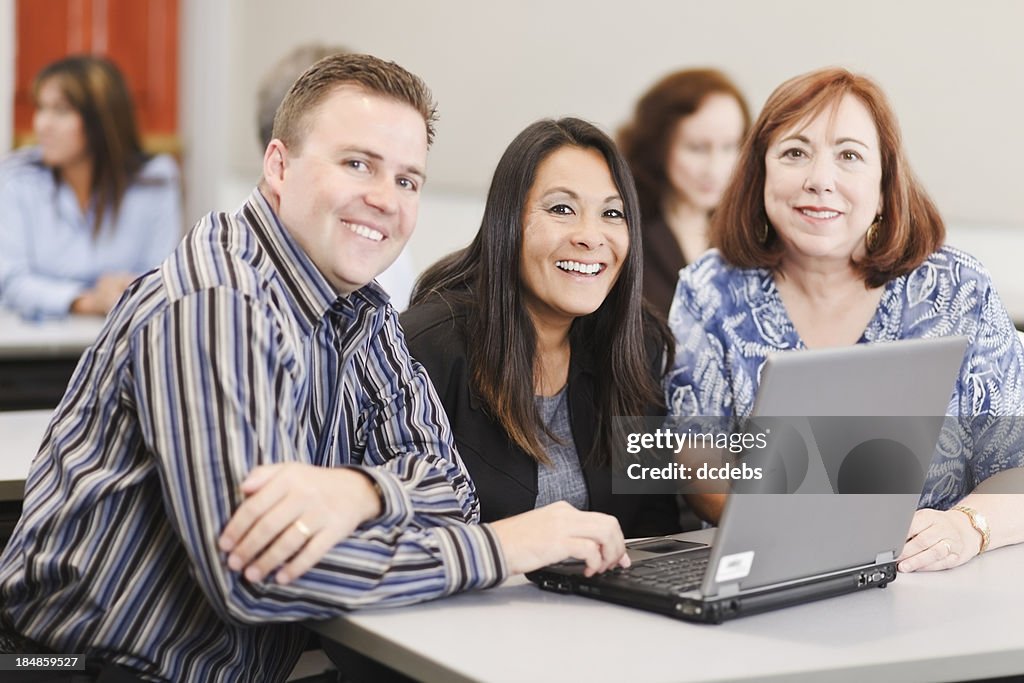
[489,501,630,576]
[218,463,383,585]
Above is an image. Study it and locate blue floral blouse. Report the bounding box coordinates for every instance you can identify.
[665,246,1024,510]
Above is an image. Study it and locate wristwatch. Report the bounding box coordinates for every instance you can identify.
[952,505,991,553]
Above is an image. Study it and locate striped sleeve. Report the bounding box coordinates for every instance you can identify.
[328,308,508,601]
[356,309,482,528]
[130,287,503,625]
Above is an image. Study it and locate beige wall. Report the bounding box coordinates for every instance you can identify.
[2,1,1022,309]
[223,0,1023,228]
[4,2,1021,241]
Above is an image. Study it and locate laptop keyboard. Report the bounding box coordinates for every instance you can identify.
[608,550,710,593]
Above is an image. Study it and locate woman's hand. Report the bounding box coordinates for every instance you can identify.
[897,507,982,572]
[218,463,383,585]
[70,272,136,315]
[489,501,630,576]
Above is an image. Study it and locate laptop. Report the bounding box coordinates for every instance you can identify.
[528,336,968,624]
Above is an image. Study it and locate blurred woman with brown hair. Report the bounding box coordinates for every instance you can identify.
[0,55,182,318]
[619,68,749,315]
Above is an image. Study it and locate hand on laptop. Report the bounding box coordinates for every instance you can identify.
[896,508,980,572]
[489,502,630,577]
[218,463,383,585]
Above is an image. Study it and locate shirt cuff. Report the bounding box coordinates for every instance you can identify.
[8,279,84,319]
[350,466,415,531]
[432,523,508,594]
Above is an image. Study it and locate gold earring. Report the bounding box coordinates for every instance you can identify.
[865,216,882,251]
[759,222,770,245]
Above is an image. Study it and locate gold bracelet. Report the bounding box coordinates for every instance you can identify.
[952,505,991,554]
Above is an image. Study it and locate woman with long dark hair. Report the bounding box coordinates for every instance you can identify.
[402,117,714,535]
[0,55,182,318]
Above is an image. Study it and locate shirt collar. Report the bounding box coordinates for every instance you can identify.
[243,189,392,332]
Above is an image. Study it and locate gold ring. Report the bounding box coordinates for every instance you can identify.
[293,520,313,538]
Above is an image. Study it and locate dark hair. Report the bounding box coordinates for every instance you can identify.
[273,52,437,150]
[33,55,147,235]
[712,67,945,288]
[412,118,671,464]
[618,68,750,224]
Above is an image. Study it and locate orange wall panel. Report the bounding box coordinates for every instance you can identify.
[15,0,179,142]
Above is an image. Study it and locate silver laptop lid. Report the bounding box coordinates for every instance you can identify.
[701,336,968,598]
[750,336,968,417]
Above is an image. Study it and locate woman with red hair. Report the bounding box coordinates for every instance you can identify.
[665,67,1024,572]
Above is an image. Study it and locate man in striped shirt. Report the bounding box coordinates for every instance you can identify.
[0,54,627,681]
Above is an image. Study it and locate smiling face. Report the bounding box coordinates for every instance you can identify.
[666,93,746,211]
[519,145,629,329]
[33,78,90,170]
[263,85,428,295]
[763,93,883,266]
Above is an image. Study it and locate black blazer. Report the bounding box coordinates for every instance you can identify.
[401,297,685,537]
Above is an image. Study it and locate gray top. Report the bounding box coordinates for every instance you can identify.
[534,386,588,510]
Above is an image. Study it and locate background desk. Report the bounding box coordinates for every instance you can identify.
[0,409,50,546]
[310,529,1024,683]
[0,310,104,410]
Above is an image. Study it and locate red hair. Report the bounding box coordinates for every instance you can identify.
[712,67,944,287]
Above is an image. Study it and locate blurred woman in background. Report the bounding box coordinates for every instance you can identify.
[0,55,182,318]
[619,68,749,316]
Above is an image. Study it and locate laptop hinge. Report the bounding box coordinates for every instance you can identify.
[716,582,741,598]
[875,550,895,564]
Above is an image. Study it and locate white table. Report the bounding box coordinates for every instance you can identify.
[0,409,51,501]
[310,528,1024,683]
[0,310,105,358]
[0,310,104,410]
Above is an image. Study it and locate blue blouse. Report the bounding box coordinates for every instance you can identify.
[0,147,182,318]
[665,247,1024,510]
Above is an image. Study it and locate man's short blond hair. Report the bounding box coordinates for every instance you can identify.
[272,53,437,151]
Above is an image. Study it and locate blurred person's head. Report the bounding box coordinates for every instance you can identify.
[260,53,436,295]
[256,43,350,150]
[712,67,944,288]
[619,69,750,222]
[32,55,146,230]
[412,118,667,464]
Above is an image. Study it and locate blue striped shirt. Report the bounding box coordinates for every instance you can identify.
[0,189,506,681]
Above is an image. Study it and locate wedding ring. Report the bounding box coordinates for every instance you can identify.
[293,520,313,538]
[941,539,952,555]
